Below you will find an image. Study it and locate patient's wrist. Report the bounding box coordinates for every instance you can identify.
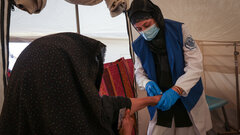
[151,95,161,105]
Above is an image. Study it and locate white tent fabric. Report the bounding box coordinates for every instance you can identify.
[9,0,130,63]
[129,0,240,41]
[10,0,128,41]
[0,0,11,114]
[11,0,240,41]
[10,0,77,41]
[151,0,240,42]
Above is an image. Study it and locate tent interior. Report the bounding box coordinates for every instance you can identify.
[0,0,240,134]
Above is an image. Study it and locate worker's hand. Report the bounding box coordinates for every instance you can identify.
[156,88,180,111]
[145,81,162,96]
[119,109,135,135]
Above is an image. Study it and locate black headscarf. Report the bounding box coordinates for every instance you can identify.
[128,0,164,30]
[128,0,165,54]
[0,33,131,135]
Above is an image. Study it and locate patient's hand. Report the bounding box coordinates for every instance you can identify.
[119,109,135,135]
[130,95,162,115]
[119,95,161,134]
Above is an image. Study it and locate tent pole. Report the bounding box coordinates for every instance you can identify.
[125,12,139,135]
[124,13,134,63]
[220,42,240,135]
[124,12,136,97]
[234,42,240,133]
[75,4,80,34]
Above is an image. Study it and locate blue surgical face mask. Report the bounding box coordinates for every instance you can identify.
[140,24,160,41]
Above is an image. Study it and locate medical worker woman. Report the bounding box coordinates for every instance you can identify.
[127,0,212,135]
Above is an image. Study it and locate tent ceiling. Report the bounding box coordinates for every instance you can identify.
[10,0,76,41]
[150,0,240,41]
[10,0,128,41]
[10,0,240,42]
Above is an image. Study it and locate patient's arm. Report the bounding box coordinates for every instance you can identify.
[130,95,161,115]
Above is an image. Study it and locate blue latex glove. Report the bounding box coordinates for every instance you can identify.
[156,88,180,111]
[145,81,162,96]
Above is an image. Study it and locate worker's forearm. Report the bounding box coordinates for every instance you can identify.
[130,95,161,115]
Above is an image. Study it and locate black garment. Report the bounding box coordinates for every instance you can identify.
[148,33,171,91]
[0,33,131,135]
[149,35,192,128]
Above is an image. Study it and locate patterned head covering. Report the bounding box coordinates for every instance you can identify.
[65,0,102,6]
[14,0,47,14]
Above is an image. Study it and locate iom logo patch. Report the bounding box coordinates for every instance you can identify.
[185,36,196,50]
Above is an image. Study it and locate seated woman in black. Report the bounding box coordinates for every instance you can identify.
[0,33,161,135]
